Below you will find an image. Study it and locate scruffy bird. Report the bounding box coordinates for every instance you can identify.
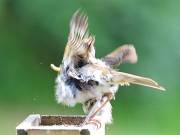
[51,11,165,127]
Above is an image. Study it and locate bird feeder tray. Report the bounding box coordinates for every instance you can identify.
[16,114,105,135]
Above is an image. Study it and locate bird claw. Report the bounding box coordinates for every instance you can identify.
[80,118,101,129]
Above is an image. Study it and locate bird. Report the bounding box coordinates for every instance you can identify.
[51,10,165,128]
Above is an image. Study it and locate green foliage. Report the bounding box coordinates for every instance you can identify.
[0,0,180,135]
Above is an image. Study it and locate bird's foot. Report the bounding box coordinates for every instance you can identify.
[80,117,101,129]
[87,118,101,129]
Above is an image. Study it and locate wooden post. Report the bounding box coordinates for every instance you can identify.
[16,114,105,135]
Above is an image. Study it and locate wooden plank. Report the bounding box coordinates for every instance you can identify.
[16,114,105,135]
[28,129,80,135]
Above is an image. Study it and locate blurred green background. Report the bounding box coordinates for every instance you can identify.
[0,0,179,135]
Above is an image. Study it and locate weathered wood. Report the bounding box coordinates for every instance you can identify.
[16,114,105,135]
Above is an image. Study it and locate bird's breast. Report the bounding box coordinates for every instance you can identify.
[64,75,99,92]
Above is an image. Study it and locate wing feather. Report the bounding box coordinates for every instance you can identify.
[111,70,165,91]
[67,10,95,54]
[78,64,165,91]
[103,44,137,66]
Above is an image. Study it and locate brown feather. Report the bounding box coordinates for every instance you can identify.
[103,44,137,66]
[67,10,95,56]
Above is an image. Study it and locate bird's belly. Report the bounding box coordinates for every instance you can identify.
[55,75,118,106]
[55,77,98,106]
[57,85,97,106]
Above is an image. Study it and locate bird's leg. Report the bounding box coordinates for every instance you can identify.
[82,99,101,127]
[50,64,61,72]
[89,93,113,120]
[82,93,113,128]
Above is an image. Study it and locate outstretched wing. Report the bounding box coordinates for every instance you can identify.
[77,64,165,91]
[102,44,138,66]
[63,10,95,60]
[111,70,165,91]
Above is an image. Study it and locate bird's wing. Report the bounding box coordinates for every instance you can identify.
[102,44,137,66]
[79,64,165,91]
[63,10,95,59]
[110,70,165,91]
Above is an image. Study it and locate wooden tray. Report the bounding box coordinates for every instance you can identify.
[16,114,105,135]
